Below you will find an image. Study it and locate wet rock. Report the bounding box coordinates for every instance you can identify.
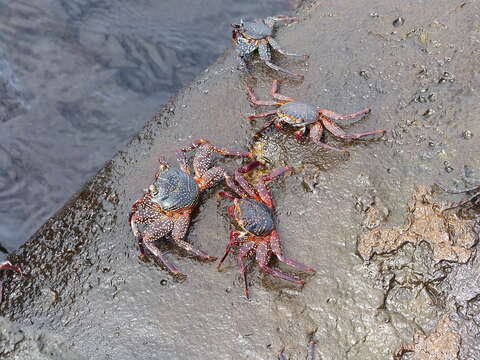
[395,316,460,360]
[357,185,477,263]
[0,316,84,360]
[393,17,405,27]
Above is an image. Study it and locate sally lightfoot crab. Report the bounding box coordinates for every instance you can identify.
[232,15,308,78]
[247,80,386,153]
[129,140,251,277]
[217,161,315,298]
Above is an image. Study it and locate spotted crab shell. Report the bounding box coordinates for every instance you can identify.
[242,21,273,40]
[237,199,275,236]
[150,168,199,212]
[278,102,318,126]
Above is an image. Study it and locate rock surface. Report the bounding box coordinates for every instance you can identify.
[1,0,480,359]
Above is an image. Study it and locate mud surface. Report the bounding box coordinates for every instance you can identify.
[1,0,480,359]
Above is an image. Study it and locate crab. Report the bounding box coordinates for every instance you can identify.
[217,161,315,298]
[0,261,21,303]
[246,80,386,153]
[231,15,308,78]
[129,139,252,277]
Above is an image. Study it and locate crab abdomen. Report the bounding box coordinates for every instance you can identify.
[278,102,318,126]
[242,21,273,40]
[236,199,274,236]
[150,168,199,212]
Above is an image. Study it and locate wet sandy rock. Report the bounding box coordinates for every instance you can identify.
[357,185,478,263]
[0,316,84,360]
[395,315,460,360]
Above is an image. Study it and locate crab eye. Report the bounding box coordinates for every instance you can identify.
[149,184,158,195]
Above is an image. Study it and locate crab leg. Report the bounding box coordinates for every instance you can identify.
[218,191,236,201]
[189,141,250,179]
[319,108,371,123]
[217,230,243,270]
[309,123,348,152]
[179,139,250,161]
[265,15,298,27]
[234,161,262,198]
[134,214,183,276]
[238,242,256,298]
[270,231,315,272]
[197,166,225,191]
[225,174,249,198]
[256,167,292,208]
[261,41,304,79]
[246,86,281,107]
[267,37,308,57]
[321,117,386,140]
[172,213,216,261]
[270,80,295,102]
[256,244,304,285]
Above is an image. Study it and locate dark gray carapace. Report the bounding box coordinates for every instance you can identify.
[278,102,318,126]
[236,199,275,236]
[241,21,273,39]
[150,168,199,211]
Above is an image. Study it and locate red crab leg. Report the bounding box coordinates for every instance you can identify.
[179,139,251,159]
[255,243,304,285]
[217,230,243,270]
[309,123,348,153]
[270,80,295,102]
[189,141,251,179]
[238,242,256,299]
[225,174,249,199]
[321,116,386,140]
[246,86,282,107]
[218,191,236,201]
[172,212,216,261]
[270,231,315,272]
[319,108,371,123]
[256,167,292,208]
[234,161,262,198]
[133,213,183,276]
[197,166,225,191]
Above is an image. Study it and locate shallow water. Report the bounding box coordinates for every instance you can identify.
[0,0,295,256]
